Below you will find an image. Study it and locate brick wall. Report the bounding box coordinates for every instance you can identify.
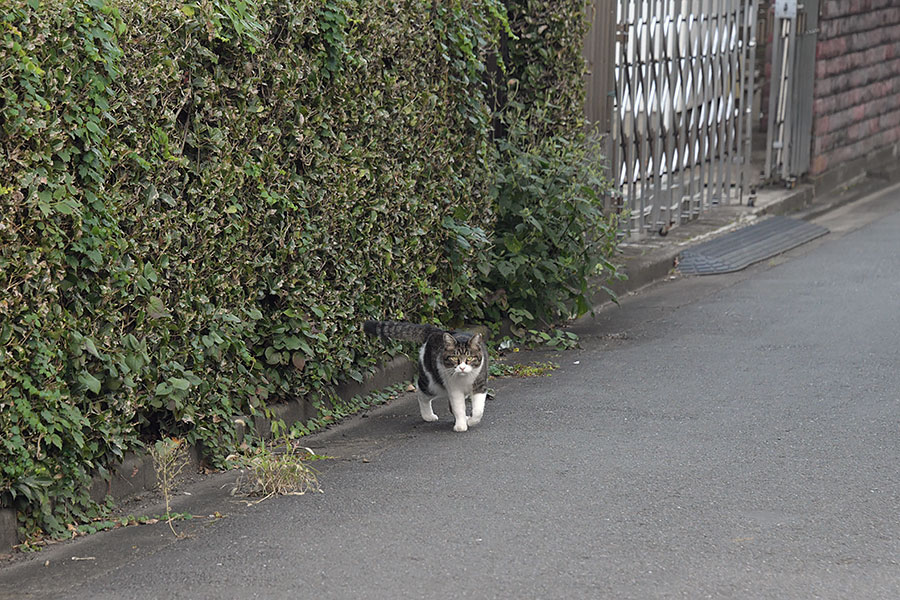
[811,0,900,177]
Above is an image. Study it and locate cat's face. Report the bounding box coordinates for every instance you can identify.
[441,333,483,375]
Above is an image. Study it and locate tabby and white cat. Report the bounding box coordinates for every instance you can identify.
[363,321,489,432]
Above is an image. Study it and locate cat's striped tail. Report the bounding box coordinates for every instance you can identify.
[362,320,442,344]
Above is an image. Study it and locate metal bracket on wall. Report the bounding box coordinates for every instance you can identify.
[775,0,797,19]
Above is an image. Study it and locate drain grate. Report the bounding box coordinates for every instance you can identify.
[678,216,829,275]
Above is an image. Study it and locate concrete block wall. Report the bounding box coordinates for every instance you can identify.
[811,0,900,179]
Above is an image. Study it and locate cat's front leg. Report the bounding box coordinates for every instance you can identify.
[448,391,468,432]
[467,392,486,427]
[417,390,439,422]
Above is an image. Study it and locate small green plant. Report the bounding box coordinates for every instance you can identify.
[523,329,580,350]
[148,438,190,537]
[291,383,408,437]
[71,514,169,536]
[490,360,558,378]
[64,511,216,541]
[496,327,580,352]
[228,437,322,502]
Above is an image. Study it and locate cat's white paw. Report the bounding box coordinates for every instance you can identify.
[466,415,481,427]
[421,413,439,423]
[452,421,468,432]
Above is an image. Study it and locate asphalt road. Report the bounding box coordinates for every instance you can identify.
[2,187,899,599]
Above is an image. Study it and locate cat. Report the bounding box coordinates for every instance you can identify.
[363,320,489,432]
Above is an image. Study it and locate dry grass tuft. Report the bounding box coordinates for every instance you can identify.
[228,438,322,502]
[149,437,190,536]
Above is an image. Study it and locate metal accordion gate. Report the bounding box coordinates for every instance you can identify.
[611,0,759,236]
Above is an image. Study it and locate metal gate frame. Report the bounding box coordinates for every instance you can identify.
[764,0,819,183]
[610,0,759,236]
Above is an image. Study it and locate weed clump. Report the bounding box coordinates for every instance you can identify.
[228,438,322,502]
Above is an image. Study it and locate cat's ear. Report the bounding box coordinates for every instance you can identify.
[442,333,457,350]
[468,333,483,350]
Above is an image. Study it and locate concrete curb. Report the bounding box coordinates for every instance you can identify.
[242,355,418,440]
[0,510,14,556]
[3,172,897,554]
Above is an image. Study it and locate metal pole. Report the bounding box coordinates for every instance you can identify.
[780,8,797,181]
[764,12,782,181]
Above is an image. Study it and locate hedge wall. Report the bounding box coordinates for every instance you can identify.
[1,0,615,539]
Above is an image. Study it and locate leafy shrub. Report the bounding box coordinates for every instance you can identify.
[487,120,619,326]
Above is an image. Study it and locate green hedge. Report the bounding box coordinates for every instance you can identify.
[1,0,617,539]
[503,0,590,138]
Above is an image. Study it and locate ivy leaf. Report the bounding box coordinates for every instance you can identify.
[85,120,103,136]
[264,347,283,365]
[37,189,53,215]
[169,377,191,391]
[79,372,102,394]
[53,199,81,215]
[496,261,516,279]
[282,336,302,350]
[83,337,100,358]
[147,296,172,320]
